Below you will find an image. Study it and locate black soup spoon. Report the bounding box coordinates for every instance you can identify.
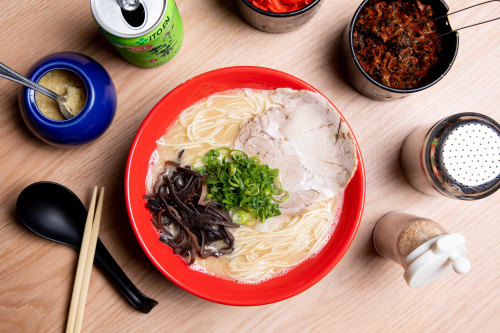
[16,181,158,313]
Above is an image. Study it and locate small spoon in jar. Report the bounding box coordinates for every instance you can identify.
[0,61,74,120]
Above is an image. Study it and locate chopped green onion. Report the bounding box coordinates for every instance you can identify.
[232,210,254,225]
[195,148,288,224]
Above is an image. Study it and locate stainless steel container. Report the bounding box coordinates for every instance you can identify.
[342,0,459,100]
[400,113,500,200]
[235,0,322,33]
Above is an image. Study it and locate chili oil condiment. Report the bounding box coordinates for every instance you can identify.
[353,0,442,89]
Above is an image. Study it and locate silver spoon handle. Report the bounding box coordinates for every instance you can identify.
[0,62,59,101]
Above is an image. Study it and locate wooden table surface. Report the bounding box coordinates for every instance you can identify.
[1,0,499,332]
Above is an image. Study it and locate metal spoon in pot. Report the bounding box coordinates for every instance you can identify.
[16,181,158,313]
[0,62,74,120]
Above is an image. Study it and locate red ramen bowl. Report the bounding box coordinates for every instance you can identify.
[125,66,366,305]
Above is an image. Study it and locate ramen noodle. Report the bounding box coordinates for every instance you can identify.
[147,89,355,283]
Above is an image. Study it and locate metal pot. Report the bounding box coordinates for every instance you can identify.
[342,0,459,100]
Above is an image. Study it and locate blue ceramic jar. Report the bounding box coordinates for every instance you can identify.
[19,52,117,146]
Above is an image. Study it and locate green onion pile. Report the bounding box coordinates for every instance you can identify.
[195,148,288,225]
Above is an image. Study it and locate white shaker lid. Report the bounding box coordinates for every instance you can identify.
[403,233,471,288]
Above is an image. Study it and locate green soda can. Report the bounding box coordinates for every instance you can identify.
[90,0,184,68]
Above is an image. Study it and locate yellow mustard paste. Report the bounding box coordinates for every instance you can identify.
[35,70,87,120]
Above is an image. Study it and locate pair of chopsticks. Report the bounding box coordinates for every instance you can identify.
[66,187,105,333]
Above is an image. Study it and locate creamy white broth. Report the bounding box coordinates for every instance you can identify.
[147,89,346,283]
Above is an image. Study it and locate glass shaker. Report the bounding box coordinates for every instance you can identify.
[400,112,500,200]
[373,211,470,287]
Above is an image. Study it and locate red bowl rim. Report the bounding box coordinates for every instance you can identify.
[125,66,366,305]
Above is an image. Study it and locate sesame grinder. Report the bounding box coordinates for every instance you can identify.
[373,211,470,288]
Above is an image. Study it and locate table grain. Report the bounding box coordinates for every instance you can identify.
[1,1,499,332]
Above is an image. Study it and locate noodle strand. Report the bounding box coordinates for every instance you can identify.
[149,89,341,283]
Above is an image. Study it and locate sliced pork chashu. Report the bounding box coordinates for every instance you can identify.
[235,88,358,221]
